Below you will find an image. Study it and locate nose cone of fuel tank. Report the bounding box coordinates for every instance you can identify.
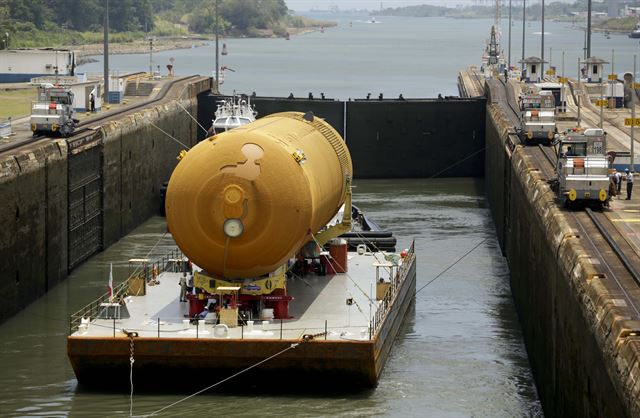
[165,112,352,278]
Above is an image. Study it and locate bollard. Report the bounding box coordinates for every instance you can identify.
[157,317,160,338]
[113,317,116,338]
[325,320,327,340]
[280,319,283,340]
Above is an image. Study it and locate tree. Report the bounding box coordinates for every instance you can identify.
[259,0,288,26]
[8,0,51,29]
[55,0,101,31]
[220,0,261,31]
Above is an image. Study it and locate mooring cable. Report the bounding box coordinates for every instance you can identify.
[428,146,486,179]
[138,343,300,417]
[415,237,489,297]
[176,100,209,135]
[149,122,192,150]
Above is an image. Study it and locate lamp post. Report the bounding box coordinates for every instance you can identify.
[600,73,604,129]
[632,55,637,172]
[215,0,220,93]
[611,49,615,110]
[148,37,154,76]
[521,0,526,71]
[561,50,566,112]
[587,0,592,59]
[541,0,545,76]
[508,0,512,69]
[577,58,582,127]
[103,0,109,104]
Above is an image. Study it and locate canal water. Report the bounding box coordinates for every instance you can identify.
[0,179,542,417]
[79,14,640,100]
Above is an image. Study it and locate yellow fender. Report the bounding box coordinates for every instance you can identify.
[599,189,607,202]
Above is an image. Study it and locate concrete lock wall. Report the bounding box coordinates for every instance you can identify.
[101,98,198,247]
[197,95,486,178]
[484,100,640,417]
[0,142,68,321]
[0,80,206,323]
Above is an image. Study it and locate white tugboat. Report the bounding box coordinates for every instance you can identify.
[207,93,257,136]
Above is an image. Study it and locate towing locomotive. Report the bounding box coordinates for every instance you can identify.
[30,84,78,137]
[555,128,610,206]
[518,90,557,145]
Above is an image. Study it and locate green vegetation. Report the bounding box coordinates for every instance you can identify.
[596,16,638,32]
[0,87,36,119]
[0,0,329,49]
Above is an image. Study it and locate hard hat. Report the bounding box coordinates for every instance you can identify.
[625,168,630,172]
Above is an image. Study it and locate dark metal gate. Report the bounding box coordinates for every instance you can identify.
[68,143,103,270]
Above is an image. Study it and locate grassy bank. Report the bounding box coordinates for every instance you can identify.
[6,18,187,49]
[595,16,637,33]
[6,15,336,51]
[0,87,36,120]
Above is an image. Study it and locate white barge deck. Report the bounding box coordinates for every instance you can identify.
[76,252,396,340]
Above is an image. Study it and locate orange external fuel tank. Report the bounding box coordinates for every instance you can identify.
[165,112,352,278]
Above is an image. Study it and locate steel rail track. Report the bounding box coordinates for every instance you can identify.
[537,143,556,167]
[572,209,640,318]
[0,75,203,155]
[470,71,486,97]
[585,207,640,287]
[499,78,522,123]
[486,78,520,127]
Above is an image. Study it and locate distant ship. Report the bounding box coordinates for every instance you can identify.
[480,25,505,75]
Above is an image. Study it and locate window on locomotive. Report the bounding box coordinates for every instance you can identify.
[572,143,587,156]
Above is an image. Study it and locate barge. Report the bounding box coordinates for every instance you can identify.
[67,111,416,390]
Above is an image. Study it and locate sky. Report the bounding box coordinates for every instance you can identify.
[285,0,576,12]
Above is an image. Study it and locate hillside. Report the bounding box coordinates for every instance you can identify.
[0,0,334,49]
